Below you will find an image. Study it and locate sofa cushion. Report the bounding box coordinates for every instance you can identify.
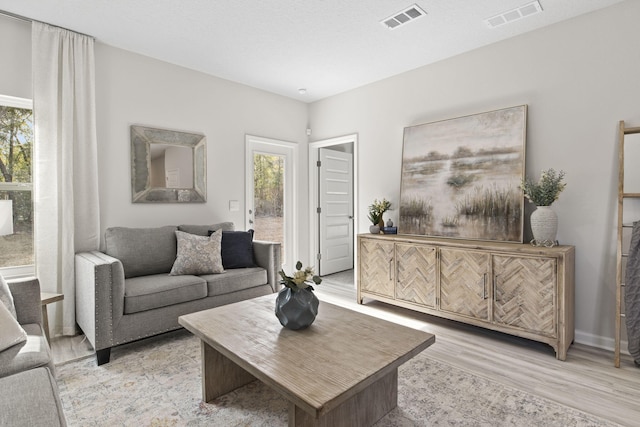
[0,302,27,352]
[124,274,208,314]
[202,267,268,297]
[0,324,52,379]
[178,222,234,236]
[170,230,224,276]
[0,367,66,427]
[105,226,178,279]
[0,274,17,318]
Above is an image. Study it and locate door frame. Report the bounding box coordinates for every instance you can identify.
[308,134,358,278]
[245,134,298,272]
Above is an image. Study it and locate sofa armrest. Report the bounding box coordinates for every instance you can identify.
[75,251,125,352]
[7,277,42,326]
[253,240,281,293]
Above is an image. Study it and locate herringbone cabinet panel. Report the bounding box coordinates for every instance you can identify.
[440,248,489,320]
[359,239,395,297]
[493,255,556,336]
[395,243,436,308]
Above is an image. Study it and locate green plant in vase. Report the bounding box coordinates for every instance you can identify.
[276,261,322,330]
[368,198,392,228]
[520,168,567,247]
[367,210,382,227]
[278,261,322,292]
[520,168,566,207]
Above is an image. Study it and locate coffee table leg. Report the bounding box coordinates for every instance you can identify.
[201,341,256,403]
[288,368,398,427]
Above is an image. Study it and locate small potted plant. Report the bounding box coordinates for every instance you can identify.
[367,209,382,234]
[521,168,566,207]
[276,261,322,330]
[368,198,391,233]
[520,168,566,246]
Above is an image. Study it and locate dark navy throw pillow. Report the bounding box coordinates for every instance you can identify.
[209,229,256,269]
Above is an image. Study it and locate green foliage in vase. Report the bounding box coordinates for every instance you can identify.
[279,261,322,292]
[367,198,391,225]
[520,168,566,206]
[367,210,381,226]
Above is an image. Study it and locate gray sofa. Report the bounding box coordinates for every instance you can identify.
[75,222,281,365]
[0,277,67,426]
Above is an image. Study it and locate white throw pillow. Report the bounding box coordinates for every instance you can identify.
[169,230,224,275]
[0,273,17,319]
[0,300,27,352]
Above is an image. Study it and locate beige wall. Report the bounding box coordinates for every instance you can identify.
[309,0,640,348]
[94,45,309,245]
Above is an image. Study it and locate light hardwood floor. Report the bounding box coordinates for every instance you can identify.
[52,269,639,426]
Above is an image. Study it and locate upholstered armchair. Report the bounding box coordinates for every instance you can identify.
[0,277,55,378]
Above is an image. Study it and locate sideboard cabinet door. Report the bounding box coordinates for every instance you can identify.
[492,254,557,337]
[395,243,437,308]
[439,248,490,321]
[359,238,395,298]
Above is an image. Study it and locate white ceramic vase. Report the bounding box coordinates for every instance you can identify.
[530,206,558,246]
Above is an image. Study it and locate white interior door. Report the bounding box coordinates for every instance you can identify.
[165,169,180,188]
[245,135,296,272]
[319,148,353,275]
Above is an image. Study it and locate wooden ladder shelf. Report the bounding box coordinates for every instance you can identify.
[615,120,640,367]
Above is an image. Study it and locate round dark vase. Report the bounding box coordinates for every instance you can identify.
[275,287,319,330]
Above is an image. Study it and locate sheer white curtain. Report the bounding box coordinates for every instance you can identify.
[32,22,100,336]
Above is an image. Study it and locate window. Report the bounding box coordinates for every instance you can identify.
[253,152,285,261]
[0,95,33,275]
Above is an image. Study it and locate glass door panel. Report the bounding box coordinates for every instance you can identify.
[253,153,285,264]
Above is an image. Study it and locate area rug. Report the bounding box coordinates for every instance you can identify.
[56,330,619,427]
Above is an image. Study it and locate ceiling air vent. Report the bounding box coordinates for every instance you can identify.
[485,0,543,29]
[381,4,426,30]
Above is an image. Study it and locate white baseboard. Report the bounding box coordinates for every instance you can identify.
[575,329,629,355]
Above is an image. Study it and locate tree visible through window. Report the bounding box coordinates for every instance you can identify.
[0,97,33,268]
[253,153,284,261]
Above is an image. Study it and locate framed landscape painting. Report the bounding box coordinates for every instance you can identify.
[399,105,527,243]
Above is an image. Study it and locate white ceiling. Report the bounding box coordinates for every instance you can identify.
[0,0,626,102]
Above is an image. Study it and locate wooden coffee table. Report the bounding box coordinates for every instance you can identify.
[179,294,435,426]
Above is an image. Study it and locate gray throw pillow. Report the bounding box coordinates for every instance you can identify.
[170,230,224,276]
[0,274,17,319]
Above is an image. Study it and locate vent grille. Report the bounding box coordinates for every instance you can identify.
[381,4,426,30]
[485,1,543,28]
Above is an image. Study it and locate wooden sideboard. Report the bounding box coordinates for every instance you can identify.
[357,233,575,360]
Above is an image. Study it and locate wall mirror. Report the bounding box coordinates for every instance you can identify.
[131,125,206,203]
